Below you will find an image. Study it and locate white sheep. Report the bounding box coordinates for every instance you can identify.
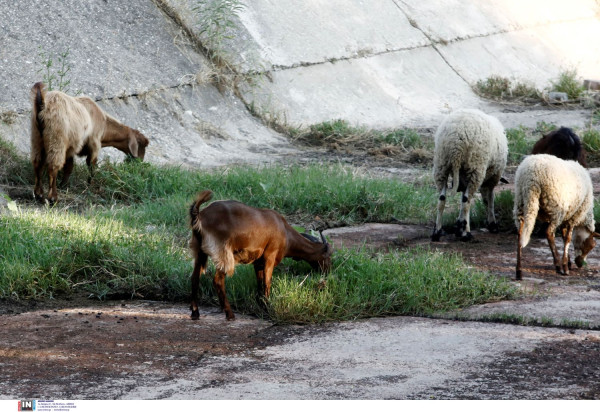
[514,154,599,280]
[431,109,508,241]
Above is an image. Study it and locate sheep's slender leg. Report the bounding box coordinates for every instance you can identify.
[60,156,74,188]
[47,164,60,204]
[561,225,573,275]
[213,269,234,321]
[32,154,46,201]
[516,218,524,280]
[190,252,207,320]
[545,224,563,275]
[481,184,499,233]
[431,185,447,241]
[456,187,473,241]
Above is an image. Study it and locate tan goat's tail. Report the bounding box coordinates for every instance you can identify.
[31,82,46,138]
[189,190,213,231]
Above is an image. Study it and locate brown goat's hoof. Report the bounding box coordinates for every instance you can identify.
[226,313,235,321]
[191,310,200,320]
[515,270,522,281]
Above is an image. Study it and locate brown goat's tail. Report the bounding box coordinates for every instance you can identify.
[189,190,213,231]
[31,82,46,138]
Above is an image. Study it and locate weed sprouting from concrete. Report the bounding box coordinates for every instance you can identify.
[37,47,75,93]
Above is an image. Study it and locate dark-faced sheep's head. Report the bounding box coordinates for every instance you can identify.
[573,227,600,268]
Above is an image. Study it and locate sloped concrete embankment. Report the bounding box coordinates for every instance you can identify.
[0,0,293,167]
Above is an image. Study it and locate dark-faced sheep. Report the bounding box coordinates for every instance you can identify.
[431,109,508,241]
[189,190,333,321]
[531,127,587,167]
[30,82,149,203]
[514,154,599,280]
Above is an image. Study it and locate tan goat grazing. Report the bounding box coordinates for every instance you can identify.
[189,190,333,321]
[30,82,149,203]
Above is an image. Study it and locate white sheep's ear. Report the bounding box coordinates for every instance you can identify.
[128,135,139,157]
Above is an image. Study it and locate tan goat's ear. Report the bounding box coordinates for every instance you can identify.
[128,134,139,158]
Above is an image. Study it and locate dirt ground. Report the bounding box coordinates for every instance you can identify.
[2,124,600,399]
[1,221,600,399]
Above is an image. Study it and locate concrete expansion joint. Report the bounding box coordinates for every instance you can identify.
[1,82,197,118]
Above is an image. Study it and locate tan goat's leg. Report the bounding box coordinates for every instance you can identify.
[33,156,45,201]
[47,165,60,204]
[60,156,74,188]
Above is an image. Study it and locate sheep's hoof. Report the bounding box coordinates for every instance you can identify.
[487,222,500,234]
[515,270,522,280]
[454,220,467,238]
[460,232,473,242]
[431,229,444,242]
[191,309,200,320]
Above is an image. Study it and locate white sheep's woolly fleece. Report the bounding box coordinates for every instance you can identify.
[433,109,507,196]
[514,154,595,248]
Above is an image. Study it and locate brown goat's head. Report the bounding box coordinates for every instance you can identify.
[301,231,333,273]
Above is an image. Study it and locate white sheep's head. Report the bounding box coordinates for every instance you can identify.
[573,227,600,268]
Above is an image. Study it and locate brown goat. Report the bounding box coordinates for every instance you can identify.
[531,127,587,167]
[30,82,149,203]
[189,190,333,321]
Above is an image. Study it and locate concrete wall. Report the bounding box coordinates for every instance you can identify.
[1,0,599,167]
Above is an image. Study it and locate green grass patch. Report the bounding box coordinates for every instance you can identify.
[291,119,433,155]
[0,134,519,322]
[475,75,539,100]
[550,69,585,100]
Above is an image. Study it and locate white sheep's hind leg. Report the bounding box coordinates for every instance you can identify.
[455,187,473,241]
[431,185,447,241]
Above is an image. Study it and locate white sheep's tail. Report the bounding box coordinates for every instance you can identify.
[516,194,539,248]
[448,163,461,197]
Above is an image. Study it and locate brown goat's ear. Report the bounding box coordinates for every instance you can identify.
[593,232,600,238]
[128,133,139,158]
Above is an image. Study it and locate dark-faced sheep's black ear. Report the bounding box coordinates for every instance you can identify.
[500,177,509,184]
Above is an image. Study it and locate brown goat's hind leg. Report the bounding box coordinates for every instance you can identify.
[253,260,266,299]
[190,253,207,320]
[213,270,234,321]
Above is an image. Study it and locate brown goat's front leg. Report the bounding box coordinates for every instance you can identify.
[190,253,207,320]
[546,225,563,275]
[516,218,524,280]
[60,156,74,188]
[213,270,234,321]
